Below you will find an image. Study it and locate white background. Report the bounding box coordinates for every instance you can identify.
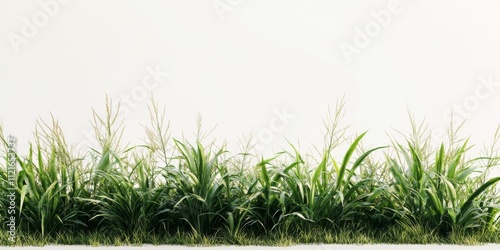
[1,0,500,173]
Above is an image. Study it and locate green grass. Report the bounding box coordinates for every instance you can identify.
[0,224,499,246]
[0,98,499,246]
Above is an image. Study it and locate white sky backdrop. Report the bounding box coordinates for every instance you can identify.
[1,0,500,176]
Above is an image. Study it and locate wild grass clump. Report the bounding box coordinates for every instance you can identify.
[385,116,500,236]
[1,97,499,245]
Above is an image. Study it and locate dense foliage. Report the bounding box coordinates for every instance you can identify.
[1,99,499,245]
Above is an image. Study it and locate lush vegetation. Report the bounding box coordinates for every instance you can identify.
[1,99,499,246]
